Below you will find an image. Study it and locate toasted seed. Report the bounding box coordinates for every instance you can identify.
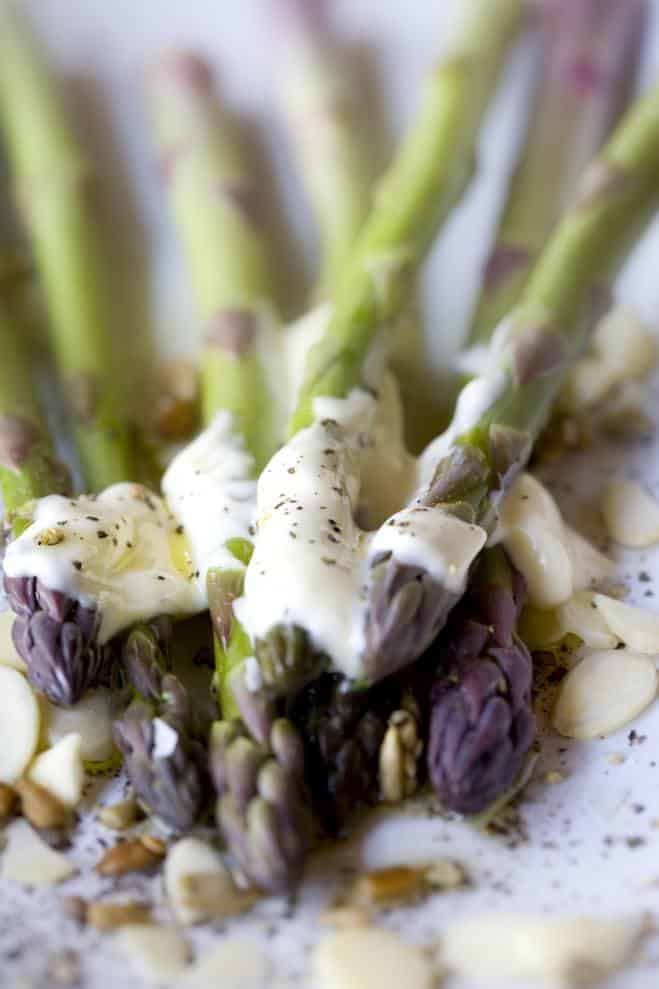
[177,872,259,919]
[140,834,167,856]
[95,837,165,876]
[87,901,152,930]
[0,782,18,820]
[353,866,427,906]
[593,594,659,654]
[16,779,69,830]
[97,798,141,831]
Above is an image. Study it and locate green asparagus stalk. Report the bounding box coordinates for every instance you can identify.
[467,0,646,347]
[146,51,279,471]
[0,5,136,490]
[289,0,525,434]
[0,305,69,529]
[361,81,659,680]
[276,0,374,300]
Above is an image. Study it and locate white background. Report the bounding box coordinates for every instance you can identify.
[4,3,659,988]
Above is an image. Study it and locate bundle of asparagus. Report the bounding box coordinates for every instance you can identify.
[2,0,659,902]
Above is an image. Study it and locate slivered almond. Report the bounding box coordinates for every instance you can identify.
[0,782,17,820]
[313,928,435,989]
[601,480,659,548]
[97,798,141,831]
[16,779,69,830]
[557,591,619,649]
[552,650,658,739]
[593,594,659,654]
[177,872,259,919]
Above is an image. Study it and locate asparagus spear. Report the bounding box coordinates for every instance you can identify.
[289,0,525,434]
[427,546,534,813]
[0,5,136,490]
[114,623,209,832]
[361,81,659,681]
[276,0,374,300]
[468,0,646,347]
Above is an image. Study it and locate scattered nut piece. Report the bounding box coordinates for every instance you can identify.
[141,834,167,856]
[97,797,141,831]
[563,524,615,591]
[1,819,75,885]
[61,895,88,925]
[16,779,70,830]
[114,924,190,985]
[0,782,18,820]
[36,527,64,547]
[178,871,259,920]
[441,911,648,987]
[165,836,240,926]
[320,906,372,929]
[0,609,27,672]
[544,771,564,785]
[313,927,435,989]
[353,866,427,906]
[44,689,116,765]
[46,949,80,987]
[29,733,85,808]
[379,709,422,803]
[96,836,166,877]
[592,594,659,654]
[607,753,625,766]
[424,859,468,891]
[552,650,658,740]
[0,666,41,783]
[601,479,659,548]
[87,901,153,931]
[175,939,270,988]
[556,590,619,650]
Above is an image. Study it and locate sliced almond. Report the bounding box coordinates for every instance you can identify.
[96,837,165,877]
[313,928,435,989]
[552,650,658,740]
[1,818,75,885]
[29,733,85,808]
[562,525,614,590]
[594,307,656,381]
[441,911,647,986]
[601,480,659,548]
[176,939,270,988]
[165,836,240,926]
[114,924,190,984]
[0,667,40,783]
[87,901,153,931]
[556,591,619,650]
[504,522,573,609]
[43,688,116,765]
[0,608,27,672]
[353,866,427,906]
[593,594,659,654]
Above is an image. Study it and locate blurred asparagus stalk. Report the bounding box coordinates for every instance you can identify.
[147,51,279,470]
[467,0,646,348]
[276,0,374,300]
[0,4,136,489]
[362,80,659,682]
